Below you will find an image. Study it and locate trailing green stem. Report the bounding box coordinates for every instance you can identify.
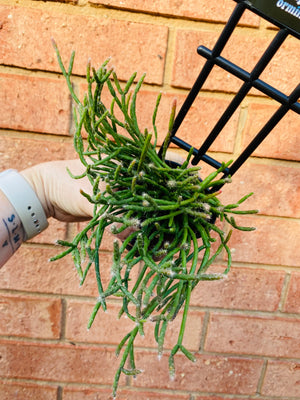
[52,46,257,398]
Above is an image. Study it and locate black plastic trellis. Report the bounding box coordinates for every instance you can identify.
[158,0,300,188]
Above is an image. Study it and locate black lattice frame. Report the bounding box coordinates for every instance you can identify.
[158,0,300,190]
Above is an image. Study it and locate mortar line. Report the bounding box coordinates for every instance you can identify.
[59,297,67,341]
[199,310,210,352]
[162,25,176,88]
[278,273,292,312]
[256,358,268,395]
[57,386,63,400]
[232,102,248,157]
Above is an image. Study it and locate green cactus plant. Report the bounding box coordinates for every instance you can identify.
[51,41,258,398]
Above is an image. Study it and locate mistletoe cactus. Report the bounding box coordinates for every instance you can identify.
[51,41,258,398]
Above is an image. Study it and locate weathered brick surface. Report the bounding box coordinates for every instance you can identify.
[66,300,204,351]
[0,5,168,85]
[132,351,263,395]
[90,0,260,26]
[190,266,285,311]
[219,162,300,218]
[0,380,57,400]
[172,30,299,94]
[194,397,268,400]
[0,340,125,385]
[0,293,61,339]
[193,397,264,400]
[1,0,299,398]
[242,103,300,161]
[229,216,300,267]
[262,360,300,398]
[259,36,300,95]
[0,247,110,297]
[0,134,77,171]
[205,313,300,358]
[0,73,71,135]
[284,272,300,314]
[63,387,190,399]
[136,91,239,153]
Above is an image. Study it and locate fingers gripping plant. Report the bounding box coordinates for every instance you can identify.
[51,42,258,398]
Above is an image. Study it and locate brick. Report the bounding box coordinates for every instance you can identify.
[194,397,261,400]
[172,30,235,92]
[0,293,61,339]
[194,397,272,400]
[0,134,77,171]
[136,91,238,153]
[66,300,204,351]
[172,30,299,94]
[262,360,300,398]
[194,397,260,400]
[259,36,300,95]
[0,380,57,400]
[0,73,71,135]
[63,388,113,400]
[0,340,125,385]
[132,351,263,395]
[90,0,260,27]
[65,302,133,346]
[284,272,300,313]
[219,162,300,218]
[0,5,168,85]
[28,218,68,245]
[205,313,300,358]
[35,0,77,2]
[0,247,112,297]
[228,216,300,267]
[190,266,285,312]
[241,103,300,161]
[63,387,189,399]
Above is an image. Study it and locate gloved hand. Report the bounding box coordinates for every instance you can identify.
[20,159,99,222]
[21,152,188,224]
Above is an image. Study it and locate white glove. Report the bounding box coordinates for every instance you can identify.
[20,160,97,222]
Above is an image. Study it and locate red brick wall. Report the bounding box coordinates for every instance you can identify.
[0,1,300,399]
